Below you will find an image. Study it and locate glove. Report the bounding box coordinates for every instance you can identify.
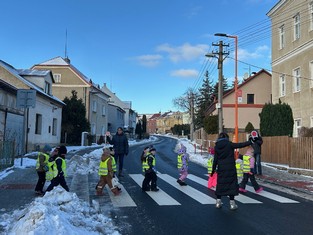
[44,166,49,172]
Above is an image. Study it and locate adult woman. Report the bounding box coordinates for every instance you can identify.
[211,132,251,210]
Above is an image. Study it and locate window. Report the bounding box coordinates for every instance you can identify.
[102,105,106,116]
[91,123,96,135]
[44,81,50,94]
[101,125,106,136]
[52,118,57,136]
[247,94,254,104]
[53,74,61,83]
[294,13,300,40]
[293,68,301,92]
[294,119,302,137]
[92,100,97,112]
[35,114,42,134]
[280,74,286,96]
[310,2,313,30]
[279,25,285,49]
[310,61,313,88]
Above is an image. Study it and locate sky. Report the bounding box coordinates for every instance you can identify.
[0,0,277,114]
[1,135,313,234]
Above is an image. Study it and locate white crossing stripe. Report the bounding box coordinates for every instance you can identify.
[188,174,262,204]
[157,174,216,204]
[129,174,181,206]
[245,185,299,203]
[106,184,137,207]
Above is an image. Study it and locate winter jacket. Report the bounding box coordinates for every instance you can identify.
[107,132,129,155]
[212,138,251,196]
[252,136,263,154]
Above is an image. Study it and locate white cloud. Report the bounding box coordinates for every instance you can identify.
[156,43,209,63]
[237,45,269,61]
[170,69,198,78]
[131,54,163,67]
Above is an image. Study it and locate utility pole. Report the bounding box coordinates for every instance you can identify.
[189,92,195,141]
[211,40,229,134]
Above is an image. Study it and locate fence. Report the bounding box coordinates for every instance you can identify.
[193,128,313,170]
[0,141,15,171]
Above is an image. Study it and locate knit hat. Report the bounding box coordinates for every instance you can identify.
[43,144,52,152]
[59,145,67,155]
[150,148,156,152]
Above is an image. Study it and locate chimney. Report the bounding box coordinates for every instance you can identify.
[64,57,71,64]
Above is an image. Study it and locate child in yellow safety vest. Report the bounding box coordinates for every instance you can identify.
[177,145,189,186]
[35,144,52,195]
[109,147,121,192]
[96,147,120,196]
[238,147,263,193]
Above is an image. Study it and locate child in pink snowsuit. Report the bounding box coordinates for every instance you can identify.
[177,145,190,186]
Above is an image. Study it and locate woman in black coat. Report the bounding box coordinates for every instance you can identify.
[211,132,251,210]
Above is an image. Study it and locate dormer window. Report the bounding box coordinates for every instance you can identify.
[44,81,51,95]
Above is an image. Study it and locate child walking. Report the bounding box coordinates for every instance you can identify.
[96,148,120,196]
[177,145,190,186]
[239,147,263,193]
[142,148,159,192]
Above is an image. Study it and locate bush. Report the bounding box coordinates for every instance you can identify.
[245,122,255,133]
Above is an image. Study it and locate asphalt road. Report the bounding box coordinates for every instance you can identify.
[104,136,313,235]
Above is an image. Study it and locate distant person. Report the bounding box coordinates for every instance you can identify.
[106,127,129,177]
[45,145,69,192]
[177,145,189,186]
[211,132,252,210]
[96,148,120,196]
[250,130,263,175]
[142,148,159,192]
[35,144,51,195]
[239,147,263,193]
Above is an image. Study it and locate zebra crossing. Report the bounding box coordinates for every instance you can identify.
[100,173,300,207]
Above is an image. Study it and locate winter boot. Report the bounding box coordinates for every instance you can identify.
[230,200,238,210]
[215,199,222,208]
[111,187,120,196]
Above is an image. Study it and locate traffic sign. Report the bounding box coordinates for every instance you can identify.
[16,89,36,108]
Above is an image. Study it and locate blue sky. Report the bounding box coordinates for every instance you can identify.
[0,0,277,114]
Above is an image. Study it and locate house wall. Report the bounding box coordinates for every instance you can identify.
[268,0,313,136]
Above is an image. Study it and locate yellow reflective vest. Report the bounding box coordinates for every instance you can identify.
[243,155,251,173]
[111,155,117,172]
[142,153,155,172]
[236,162,243,177]
[207,157,213,174]
[53,157,67,178]
[177,154,183,169]
[36,152,49,170]
[46,158,55,181]
[99,158,110,176]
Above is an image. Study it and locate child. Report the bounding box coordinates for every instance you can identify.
[96,148,120,196]
[142,148,159,192]
[239,147,263,193]
[177,145,189,186]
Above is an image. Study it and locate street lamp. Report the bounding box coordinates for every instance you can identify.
[215,33,238,147]
[205,52,223,134]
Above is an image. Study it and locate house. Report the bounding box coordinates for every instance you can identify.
[0,60,64,154]
[155,111,186,134]
[147,112,161,134]
[205,69,272,132]
[32,56,110,142]
[267,0,313,137]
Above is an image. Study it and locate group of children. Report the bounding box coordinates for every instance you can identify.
[96,136,263,196]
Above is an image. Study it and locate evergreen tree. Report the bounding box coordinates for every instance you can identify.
[142,115,147,134]
[195,72,214,128]
[203,115,218,134]
[135,120,142,139]
[61,90,90,144]
[259,102,294,136]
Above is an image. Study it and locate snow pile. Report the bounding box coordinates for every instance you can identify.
[0,186,119,235]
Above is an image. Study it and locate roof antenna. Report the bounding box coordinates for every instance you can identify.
[64,29,70,64]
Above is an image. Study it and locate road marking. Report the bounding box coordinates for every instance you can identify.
[157,174,216,204]
[188,174,262,204]
[245,185,299,203]
[106,184,137,207]
[129,174,181,206]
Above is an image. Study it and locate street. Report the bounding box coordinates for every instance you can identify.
[89,136,313,235]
